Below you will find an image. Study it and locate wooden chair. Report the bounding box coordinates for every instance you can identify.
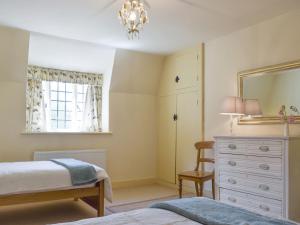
[177,141,215,199]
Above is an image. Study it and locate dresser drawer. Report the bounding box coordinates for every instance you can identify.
[247,140,283,157]
[217,140,246,154]
[218,155,248,172]
[246,156,282,178]
[246,193,283,218]
[246,175,283,200]
[220,188,283,218]
[220,172,283,200]
[218,154,282,178]
[219,188,249,207]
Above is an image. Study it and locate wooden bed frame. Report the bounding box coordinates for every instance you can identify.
[0,180,105,217]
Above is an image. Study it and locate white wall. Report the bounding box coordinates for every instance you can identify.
[205,9,300,138]
[0,26,164,184]
[110,49,165,95]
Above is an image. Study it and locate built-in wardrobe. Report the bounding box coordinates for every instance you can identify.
[157,44,204,185]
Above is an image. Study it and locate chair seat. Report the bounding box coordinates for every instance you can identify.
[178,170,214,179]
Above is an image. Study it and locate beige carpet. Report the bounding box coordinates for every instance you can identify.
[106,194,194,214]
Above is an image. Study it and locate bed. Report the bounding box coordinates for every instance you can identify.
[0,161,112,217]
[52,198,298,225]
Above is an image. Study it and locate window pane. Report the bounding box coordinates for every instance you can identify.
[66,83,73,92]
[50,82,58,91]
[58,111,65,120]
[66,112,72,120]
[58,82,65,91]
[51,101,58,110]
[58,92,65,101]
[77,112,83,121]
[58,121,65,129]
[65,121,71,129]
[66,102,73,111]
[58,102,65,111]
[66,93,72,101]
[77,84,83,93]
[51,111,57,120]
[83,85,88,93]
[77,93,84,102]
[51,120,57,129]
[51,91,58,101]
[76,103,83,112]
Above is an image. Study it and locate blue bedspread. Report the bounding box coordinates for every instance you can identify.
[51,158,97,186]
[151,197,296,225]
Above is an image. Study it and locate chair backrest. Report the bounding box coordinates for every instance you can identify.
[194,141,215,171]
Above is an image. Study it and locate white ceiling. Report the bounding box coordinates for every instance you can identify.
[0,0,299,54]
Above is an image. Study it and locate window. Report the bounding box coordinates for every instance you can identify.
[26,66,103,133]
[42,81,88,132]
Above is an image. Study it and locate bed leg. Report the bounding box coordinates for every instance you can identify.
[97,180,105,217]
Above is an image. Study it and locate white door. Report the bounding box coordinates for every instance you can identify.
[176,91,202,180]
[175,49,200,90]
[157,95,177,184]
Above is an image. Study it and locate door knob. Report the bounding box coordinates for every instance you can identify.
[175,76,180,83]
[173,114,178,121]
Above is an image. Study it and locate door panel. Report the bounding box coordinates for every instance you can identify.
[176,91,202,177]
[175,50,200,90]
[157,95,177,184]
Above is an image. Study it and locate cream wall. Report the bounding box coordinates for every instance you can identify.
[0,26,163,184]
[205,9,300,139]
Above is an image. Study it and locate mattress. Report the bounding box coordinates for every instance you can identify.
[0,161,112,202]
[52,208,201,225]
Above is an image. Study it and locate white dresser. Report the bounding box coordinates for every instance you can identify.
[214,136,300,222]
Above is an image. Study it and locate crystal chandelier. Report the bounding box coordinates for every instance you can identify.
[118,0,149,39]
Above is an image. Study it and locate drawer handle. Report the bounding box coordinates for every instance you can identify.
[259,164,270,170]
[228,144,237,150]
[259,146,270,152]
[259,204,270,212]
[259,184,270,191]
[228,197,237,203]
[228,161,237,167]
[228,178,237,184]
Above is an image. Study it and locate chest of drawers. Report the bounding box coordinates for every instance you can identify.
[214,136,300,222]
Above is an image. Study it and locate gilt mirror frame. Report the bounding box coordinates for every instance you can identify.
[238,60,300,125]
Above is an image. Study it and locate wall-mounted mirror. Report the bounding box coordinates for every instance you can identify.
[238,60,300,124]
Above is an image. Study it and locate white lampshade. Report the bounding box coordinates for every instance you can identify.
[244,99,262,116]
[220,96,245,116]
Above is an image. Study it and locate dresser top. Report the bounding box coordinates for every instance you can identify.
[214,135,300,140]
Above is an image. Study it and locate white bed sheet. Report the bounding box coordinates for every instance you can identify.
[52,208,201,225]
[0,161,112,202]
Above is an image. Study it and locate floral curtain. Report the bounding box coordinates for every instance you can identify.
[81,85,103,132]
[26,65,103,132]
[27,65,103,86]
[26,78,46,132]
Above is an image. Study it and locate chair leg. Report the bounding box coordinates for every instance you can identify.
[199,182,204,197]
[178,177,183,198]
[212,179,215,200]
[195,182,200,196]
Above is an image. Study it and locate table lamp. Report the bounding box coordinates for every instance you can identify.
[220,96,245,135]
[244,99,262,117]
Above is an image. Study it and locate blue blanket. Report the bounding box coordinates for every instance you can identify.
[151,197,296,225]
[51,158,97,186]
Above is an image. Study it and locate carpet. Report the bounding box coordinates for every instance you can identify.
[106,194,194,215]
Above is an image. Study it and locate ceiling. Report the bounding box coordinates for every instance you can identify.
[0,0,299,54]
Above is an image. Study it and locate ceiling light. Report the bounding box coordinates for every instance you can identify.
[118,0,149,39]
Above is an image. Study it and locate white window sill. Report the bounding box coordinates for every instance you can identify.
[21,131,112,135]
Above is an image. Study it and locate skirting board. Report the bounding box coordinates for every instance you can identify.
[112,178,157,189]
[112,178,212,198]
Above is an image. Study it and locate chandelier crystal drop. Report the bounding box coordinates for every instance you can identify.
[118,0,149,39]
